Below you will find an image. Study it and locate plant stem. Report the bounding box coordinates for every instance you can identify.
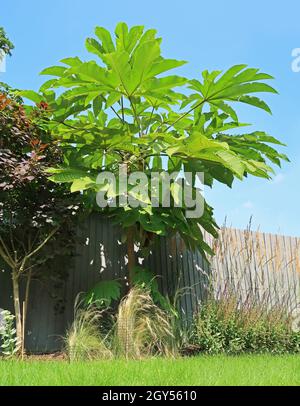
[126,227,135,288]
[129,97,141,136]
[25,227,59,261]
[23,268,32,356]
[146,106,155,135]
[121,96,125,122]
[110,105,125,124]
[12,270,22,353]
[155,98,206,133]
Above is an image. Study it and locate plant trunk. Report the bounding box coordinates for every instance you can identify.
[126,227,135,288]
[12,271,22,352]
[22,269,32,357]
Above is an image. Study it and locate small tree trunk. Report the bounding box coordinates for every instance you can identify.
[12,271,22,352]
[126,227,135,288]
[22,269,32,356]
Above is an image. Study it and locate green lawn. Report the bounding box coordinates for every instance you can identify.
[0,355,299,386]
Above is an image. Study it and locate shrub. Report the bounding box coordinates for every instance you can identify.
[0,309,20,357]
[190,293,300,355]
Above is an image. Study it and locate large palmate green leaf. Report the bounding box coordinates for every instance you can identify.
[185,65,277,117]
[85,280,121,307]
[115,23,144,54]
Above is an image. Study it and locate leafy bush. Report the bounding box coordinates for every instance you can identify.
[190,294,300,354]
[0,309,20,357]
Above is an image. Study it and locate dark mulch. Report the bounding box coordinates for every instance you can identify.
[22,352,67,361]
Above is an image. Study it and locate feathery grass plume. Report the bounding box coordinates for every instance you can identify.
[64,296,112,361]
[113,287,176,359]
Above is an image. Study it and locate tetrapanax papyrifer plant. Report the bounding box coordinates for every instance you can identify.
[21,22,288,286]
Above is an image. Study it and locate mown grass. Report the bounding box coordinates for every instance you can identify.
[0,355,300,386]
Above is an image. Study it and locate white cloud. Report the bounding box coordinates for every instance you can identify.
[243,200,254,209]
[272,173,285,185]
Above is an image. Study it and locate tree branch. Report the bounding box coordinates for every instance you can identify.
[0,236,15,265]
[26,226,59,261]
[121,96,125,122]
[110,105,125,124]
[129,97,141,136]
[146,106,155,135]
[0,239,15,268]
[155,98,206,133]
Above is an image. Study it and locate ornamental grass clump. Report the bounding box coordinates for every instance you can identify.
[113,287,176,359]
[65,299,112,361]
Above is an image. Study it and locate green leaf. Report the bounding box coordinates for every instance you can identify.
[40,66,67,77]
[209,100,238,121]
[126,25,144,53]
[46,167,88,183]
[105,91,122,108]
[70,176,95,192]
[39,79,57,93]
[212,64,248,92]
[145,58,187,79]
[139,213,166,235]
[85,37,104,59]
[18,90,43,104]
[93,95,103,117]
[143,75,188,92]
[85,280,121,307]
[190,65,278,115]
[170,182,183,206]
[215,150,245,179]
[115,22,129,51]
[152,156,162,170]
[84,91,101,106]
[115,23,144,54]
[186,132,229,153]
[238,95,272,114]
[71,61,118,88]
[130,40,161,92]
[60,57,82,67]
[215,82,278,99]
[95,26,115,53]
[101,51,132,94]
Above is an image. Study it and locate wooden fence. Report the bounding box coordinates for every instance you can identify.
[0,214,299,353]
[206,227,300,310]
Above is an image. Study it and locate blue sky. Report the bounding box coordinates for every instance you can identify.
[1,0,300,236]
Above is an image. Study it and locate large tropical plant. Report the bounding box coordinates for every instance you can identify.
[21,23,288,286]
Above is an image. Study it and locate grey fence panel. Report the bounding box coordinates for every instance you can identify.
[1,214,300,353]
